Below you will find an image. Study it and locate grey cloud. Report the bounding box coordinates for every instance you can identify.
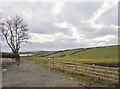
[77,25,118,39]
[96,4,118,26]
[20,39,90,51]
[56,2,103,25]
[0,2,118,52]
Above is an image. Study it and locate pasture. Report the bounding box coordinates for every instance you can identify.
[22,45,119,86]
[46,46,118,67]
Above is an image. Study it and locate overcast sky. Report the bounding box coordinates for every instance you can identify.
[0,0,119,52]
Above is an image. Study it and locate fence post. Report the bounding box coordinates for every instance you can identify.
[92,64,95,79]
[63,61,65,71]
[75,63,78,73]
[53,59,54,68]
[118,67,120,87]
[48,58,51,70]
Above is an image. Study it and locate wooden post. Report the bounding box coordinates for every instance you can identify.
[75,63,78,73]
[48,58,51,70]
[118,67,120,87]
[63,61,65,71]
[92,64,95,79]
[53,58,54,68]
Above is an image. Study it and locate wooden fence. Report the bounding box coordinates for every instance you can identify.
[49,59,118,83]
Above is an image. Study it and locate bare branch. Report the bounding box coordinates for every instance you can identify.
[0,15,29,54]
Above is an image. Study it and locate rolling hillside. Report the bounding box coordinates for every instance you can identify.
[47,46,118,59]
[46,45,119,65]
[73,46,118,60]
[23,45,119,67]
[45,48,85,58]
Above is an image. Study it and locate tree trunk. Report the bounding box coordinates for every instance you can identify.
[14,53,20,62]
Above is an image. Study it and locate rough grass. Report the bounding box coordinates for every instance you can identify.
[73,46,118,60]
[21,56,48,66]
[46,49,82,58]
[22,46,118,65]
[54,56,118,64]
[49,46,118,64]
[52,68,117,87]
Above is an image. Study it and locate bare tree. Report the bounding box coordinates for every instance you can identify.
[0,15,29,61]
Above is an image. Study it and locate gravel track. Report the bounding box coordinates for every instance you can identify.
[2,59,106,87]
[2,59,87,87]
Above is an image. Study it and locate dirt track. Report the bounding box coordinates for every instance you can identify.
[2,59,105,87]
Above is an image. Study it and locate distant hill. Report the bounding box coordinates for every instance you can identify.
[45,48,85,58]
[1,51,56,57]
[2,45,119,63]
[44,45,118,67]
[19,51,56,55]
[45,45,119,60]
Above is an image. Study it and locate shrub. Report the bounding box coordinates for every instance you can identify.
[2,52,20,58]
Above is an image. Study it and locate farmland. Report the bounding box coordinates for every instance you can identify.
[22,45,119,86]
[49,46,118,67]
[22,45,119,67]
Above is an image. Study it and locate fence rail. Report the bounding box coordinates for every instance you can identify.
[49,60,118,82]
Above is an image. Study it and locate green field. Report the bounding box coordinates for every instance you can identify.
[53,46,118,64]
[22,45,119,65]
[21,56,48,65]
[46,49,83,58]
[22,45,119,86]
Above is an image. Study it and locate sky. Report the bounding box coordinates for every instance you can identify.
[0,0,119,52]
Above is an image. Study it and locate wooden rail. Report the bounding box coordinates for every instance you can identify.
[49,60,118,83]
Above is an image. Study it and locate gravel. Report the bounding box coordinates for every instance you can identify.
[2,59,106,87]
[2,59,87,87]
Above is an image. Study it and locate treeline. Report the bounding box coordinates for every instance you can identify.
[1,52,19,58]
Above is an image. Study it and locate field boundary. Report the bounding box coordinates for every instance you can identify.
[49,60,118,83]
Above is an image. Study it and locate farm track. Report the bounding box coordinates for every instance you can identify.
[2,59,106,87]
